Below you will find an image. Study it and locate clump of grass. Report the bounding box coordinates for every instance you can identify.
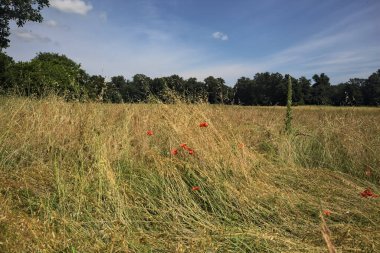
[0,96,379,252]
[284,76,293,134]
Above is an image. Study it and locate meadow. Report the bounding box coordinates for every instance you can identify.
[0,96,379,252]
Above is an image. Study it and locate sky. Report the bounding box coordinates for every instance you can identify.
[5,0,380,86]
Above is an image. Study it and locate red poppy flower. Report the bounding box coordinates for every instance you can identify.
[171,149,178,155]
[191,186,200,191]
[199,122,209,127]
[180,143,190,151]
[360,188,379,198]
[323,210,331,216]
[188,149,194,155]
[146,130,154,136]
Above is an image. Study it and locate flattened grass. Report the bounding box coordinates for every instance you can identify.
[0,97,379,252]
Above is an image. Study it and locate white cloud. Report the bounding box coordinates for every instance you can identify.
[212,31,228,41]
[50,0,93,15]
[182,24,380,84]
[15,30,52,43]
[6,1,379,87]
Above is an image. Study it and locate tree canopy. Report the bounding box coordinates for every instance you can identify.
[3,52,89,99]
[0,51,379,106]
[0,0,49,49]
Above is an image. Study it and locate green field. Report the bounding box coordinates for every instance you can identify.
[0,97,379,252]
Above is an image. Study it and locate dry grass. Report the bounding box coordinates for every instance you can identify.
[0,96,379,252]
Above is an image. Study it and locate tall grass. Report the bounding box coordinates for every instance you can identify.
[0,96,379,252]
[284,76,292,134]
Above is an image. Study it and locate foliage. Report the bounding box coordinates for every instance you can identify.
[204,76,233,104]
[0,51,14,93]
[5,52,89,99]
[0,0,49,49]
[87,75,107,101]
[1,51,379,106]
[311,73,331,105]
[362,70,380,106]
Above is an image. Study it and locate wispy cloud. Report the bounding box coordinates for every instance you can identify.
[69,31,204,79]
[5,0,379,86]
[181,29,380,84]
[14,30,52,43]
[185,4,380,85]
[50,0,93,15]
[212,32,228,41]
[45,20,58,27]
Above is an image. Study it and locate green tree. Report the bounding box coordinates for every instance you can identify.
[311,73,331,105]
[185,77,208,103]
[269,73,285,105]
[109,75,128,102]
[87,75,107,101]
[331,79,365,106]
[125,74,152,102]
[149,77,170,102]
[0,0,49,49]
[204,76,220,104]
[221,82,234,104]
[6,60,42,96]
[111,75,127,91]
[165,75,186,95]
[346,78,365,105]
[362,70,380,106]
[298,77,312,104]
[33,52,89,99]
[103,81,123,103]
[233,77,253,105]
[0,51,14,93]
[252,72,270,105]
[7,52,89,99]
[204,76,230,104]
[251,72,284,105]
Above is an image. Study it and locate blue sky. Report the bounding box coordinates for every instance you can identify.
[5,0,380,86]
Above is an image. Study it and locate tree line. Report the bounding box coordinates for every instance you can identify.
[1,52,379,106]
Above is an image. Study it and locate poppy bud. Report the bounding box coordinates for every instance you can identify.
[323,210,331,216]
[171,149,178,155]
[199,122,209,127]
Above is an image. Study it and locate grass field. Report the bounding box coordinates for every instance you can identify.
[0,96,379,252]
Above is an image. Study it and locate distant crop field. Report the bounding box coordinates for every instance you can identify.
[0,96,379,252]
